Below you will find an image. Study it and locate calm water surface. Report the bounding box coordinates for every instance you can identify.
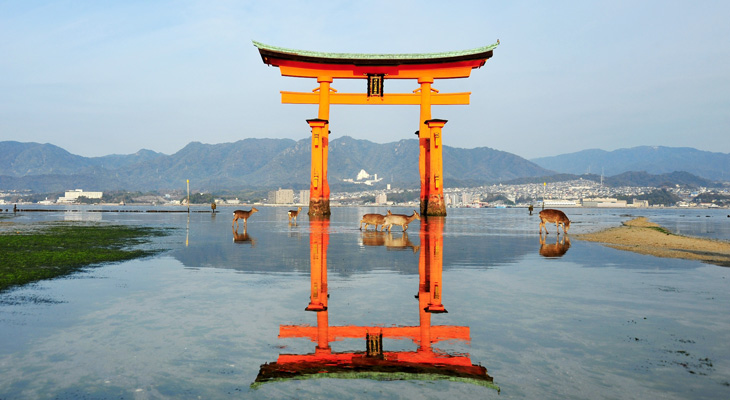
[1,206,729,399]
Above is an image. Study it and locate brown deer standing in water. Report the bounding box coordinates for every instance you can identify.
[539,233,570,258]
[359,210,391,231]
[288,207,302,223]
[232,208,258,230]
[382,210,420,232]
[539,209,571,235]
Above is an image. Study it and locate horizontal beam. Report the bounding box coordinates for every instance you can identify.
[281,91,471,105]
[277,352,475,366]
[277,62,481,79]
[279,325,470,342]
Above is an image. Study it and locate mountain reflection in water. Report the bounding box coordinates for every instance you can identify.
[253,217,498,390]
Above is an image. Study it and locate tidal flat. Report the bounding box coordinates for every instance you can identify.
[576,216,730,266]
[0,206,729,399]
[0,222,169,292]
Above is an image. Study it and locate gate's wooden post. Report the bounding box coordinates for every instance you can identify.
[424,119,447,216]
[306,118,331,217]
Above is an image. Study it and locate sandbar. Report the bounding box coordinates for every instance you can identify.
[575,217,730,267]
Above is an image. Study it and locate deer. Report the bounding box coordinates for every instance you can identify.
[539,233,570,258]
[359,210,391,231]
[288,206,302,223]
[382,210,420,232]
[232,208,258,231]
[539,209,571,235]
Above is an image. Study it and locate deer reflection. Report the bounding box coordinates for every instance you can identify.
[232,226,256,247]
[253,216,497,390]
[539,233,570,258]
[360,230,385,247]
[360,231,419,253]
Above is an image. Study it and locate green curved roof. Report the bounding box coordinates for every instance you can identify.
[253,40,498,66]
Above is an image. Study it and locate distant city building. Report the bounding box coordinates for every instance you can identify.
[543,199,581,207]
[57,189,103,203]
[445,193,458,206]
[375,193,387,205]
[268,189,294,204]
[581,198,627,208]
[299,190,310,205]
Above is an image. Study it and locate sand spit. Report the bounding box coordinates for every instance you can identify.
[575,217,730,267]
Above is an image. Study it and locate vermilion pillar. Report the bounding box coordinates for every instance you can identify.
[306,218,329,312]
[423,119,448,216]
[417,78,433,216]
[421,216,447,313]
[307,119,331,217]
[306,218,331,354]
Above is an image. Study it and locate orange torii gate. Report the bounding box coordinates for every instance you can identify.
[253,41,498,216]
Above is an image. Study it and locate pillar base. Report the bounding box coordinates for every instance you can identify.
[308,199,331,217]
[421,194,446,216]
[425,304,448,313]
[305,303,327,312]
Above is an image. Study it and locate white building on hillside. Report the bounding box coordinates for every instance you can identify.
[342,169,383,186]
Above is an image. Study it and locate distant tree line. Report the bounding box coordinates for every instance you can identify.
[617,189,682,206]
[387,191,419,204]
[482,193,515,205]
[692,191,730,206]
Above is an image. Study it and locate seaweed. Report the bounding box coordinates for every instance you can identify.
[0,223,170,292]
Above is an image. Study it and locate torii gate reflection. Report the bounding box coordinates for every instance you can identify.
[253,217,497,390]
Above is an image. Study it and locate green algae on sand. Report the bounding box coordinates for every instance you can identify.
[0,223,169,292]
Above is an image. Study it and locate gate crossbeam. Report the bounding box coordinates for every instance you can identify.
[281,92,470,105]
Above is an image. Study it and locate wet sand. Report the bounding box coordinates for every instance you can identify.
[576,217,730,267]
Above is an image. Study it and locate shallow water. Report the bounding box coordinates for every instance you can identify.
[1,206,729,399]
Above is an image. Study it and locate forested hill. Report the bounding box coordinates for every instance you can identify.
[0,137,552,192]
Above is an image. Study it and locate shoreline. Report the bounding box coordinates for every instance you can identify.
[575,217,730,267]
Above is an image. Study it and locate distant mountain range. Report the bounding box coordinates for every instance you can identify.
[505,171,717,188]
[531,146,730,182]
[0,140,726,194]
[0,138,551,192]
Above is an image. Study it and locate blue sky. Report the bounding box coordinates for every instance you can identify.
[1,0,728,159]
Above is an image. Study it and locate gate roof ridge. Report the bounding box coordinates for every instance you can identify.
[253,41,498,66]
